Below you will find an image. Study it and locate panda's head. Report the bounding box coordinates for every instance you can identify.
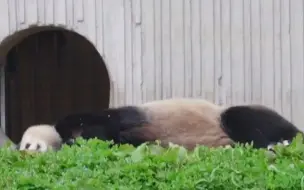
[17,124,63,153]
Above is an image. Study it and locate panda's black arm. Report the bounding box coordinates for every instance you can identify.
[119,128,156,147]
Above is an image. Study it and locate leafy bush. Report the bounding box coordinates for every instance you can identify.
[1,135,304,190]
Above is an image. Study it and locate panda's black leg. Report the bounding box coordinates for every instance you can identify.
[108,106,149,131]
[119,128,156,147]
[220,105,299,149]
[65,138,76,146]
[119,134,148,147]
[220,122,271,149]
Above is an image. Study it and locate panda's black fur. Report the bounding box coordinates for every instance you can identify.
[54,106,149,145]
[220,104,302,148]
[52,98,302,150]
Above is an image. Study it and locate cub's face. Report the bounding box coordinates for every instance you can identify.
[18,136,51,153]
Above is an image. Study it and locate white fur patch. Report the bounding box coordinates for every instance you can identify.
[267,144,274,151]
[267,140,290,152]
[282,140,290,146]
[19,124,62,153]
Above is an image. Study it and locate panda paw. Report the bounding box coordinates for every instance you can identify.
[267,140,291,153]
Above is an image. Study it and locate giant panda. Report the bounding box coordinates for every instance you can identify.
[53,98,302,150]
[17,124,63,152]
[17,98,303,152]
[54,98,235,149]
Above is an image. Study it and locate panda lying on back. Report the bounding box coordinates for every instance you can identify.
[17,98,303,153]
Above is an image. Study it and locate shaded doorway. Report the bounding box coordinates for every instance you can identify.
[4,29,110,143]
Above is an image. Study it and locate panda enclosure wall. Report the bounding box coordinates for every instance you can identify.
[1,0,304,142]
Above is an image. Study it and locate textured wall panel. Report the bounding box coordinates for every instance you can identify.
[0,0,304,128]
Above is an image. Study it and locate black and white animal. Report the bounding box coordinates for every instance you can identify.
[17,124,63,152]
[17,98,303,152]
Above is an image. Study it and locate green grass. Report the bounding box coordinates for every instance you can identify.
[1,135,304,190]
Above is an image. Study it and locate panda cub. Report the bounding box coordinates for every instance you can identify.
[17,124,63,152]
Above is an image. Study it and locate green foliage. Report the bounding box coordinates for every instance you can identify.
[1,135,304,190]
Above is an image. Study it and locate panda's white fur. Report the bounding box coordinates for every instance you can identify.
[18,124,62,152]
[267,140,291,152]
[126,98,233,149]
